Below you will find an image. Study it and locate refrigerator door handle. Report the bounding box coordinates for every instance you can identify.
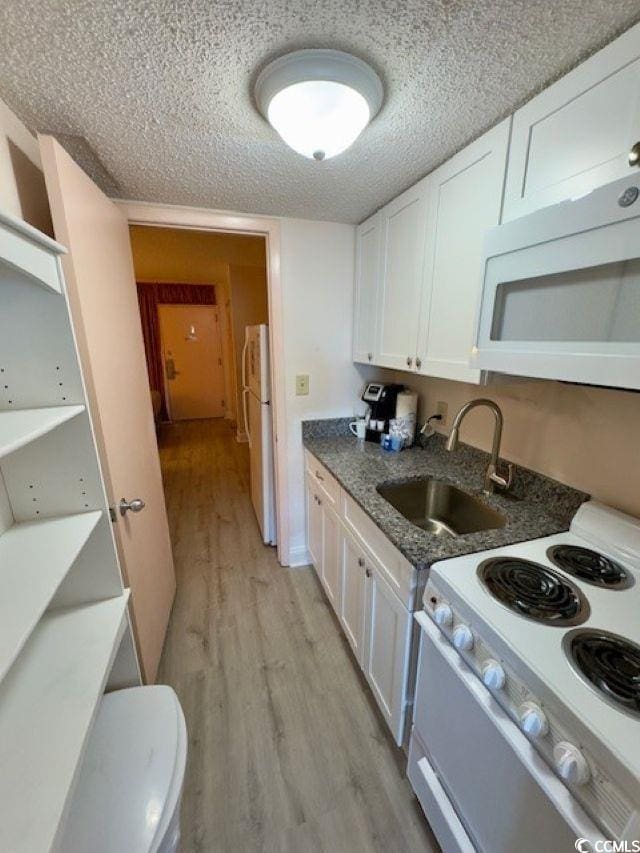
[243,388,251,448]
[241,331,249,390]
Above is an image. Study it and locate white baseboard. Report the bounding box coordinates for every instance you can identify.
[288,544,311,568]
[236,429,248,443]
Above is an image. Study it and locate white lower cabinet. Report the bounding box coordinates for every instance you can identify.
[306,478,322,568]
[306,475,340,609]
[338,528,367,665]
[306,457,414,746]
[321,505,340,610]
[363,561,413,744]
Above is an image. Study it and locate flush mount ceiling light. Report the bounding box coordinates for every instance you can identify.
[255,49,383,161]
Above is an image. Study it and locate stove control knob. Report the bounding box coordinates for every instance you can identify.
[553,742,590,786]
[519,702,549,738]
[433,604,453,627]
[452,624,474,651]
[481,659,506,690]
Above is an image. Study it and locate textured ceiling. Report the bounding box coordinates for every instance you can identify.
[2,1,640,223]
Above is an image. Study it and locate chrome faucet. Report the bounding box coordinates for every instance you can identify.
[445,399,514,495]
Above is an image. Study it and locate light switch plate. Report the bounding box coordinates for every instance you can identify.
[296,374,310,396]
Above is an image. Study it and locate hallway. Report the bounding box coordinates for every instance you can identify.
[157,419,437,853]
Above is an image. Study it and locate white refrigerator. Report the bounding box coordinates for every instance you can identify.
[242,324,276,545]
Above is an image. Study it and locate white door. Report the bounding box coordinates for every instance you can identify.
[417,118,511,383]
[158,304,225,420]
[39,135,175,683]
[353,212,381,364]
[363,562,413,745]
[503,23,640,221]
[320,505,340,612]
[306,477,322,571]
[376,180,429,370]
[338,529,367,666]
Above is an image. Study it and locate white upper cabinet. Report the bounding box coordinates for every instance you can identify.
[376,180,429,370]
[503,23,640,222]
[417,119,511,383]
[353,212,381,364]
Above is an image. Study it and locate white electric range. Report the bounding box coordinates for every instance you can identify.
[408,501,640,853]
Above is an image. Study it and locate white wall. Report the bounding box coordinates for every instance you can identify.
[0,97,52,234]
[279,218,373,565]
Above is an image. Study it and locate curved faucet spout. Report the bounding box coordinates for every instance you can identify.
[445,399,514,494]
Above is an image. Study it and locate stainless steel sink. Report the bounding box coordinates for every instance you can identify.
[376,478,506,537]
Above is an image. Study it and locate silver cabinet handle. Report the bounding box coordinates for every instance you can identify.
[629,142,640,166]
[406,356,413,367]
[416,357,422,369]
[367,352,372,361]
[365,567,372,578]
[119,497,145,516]
[358,557,365,567]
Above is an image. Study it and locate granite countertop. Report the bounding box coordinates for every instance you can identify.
[302,418,587,572]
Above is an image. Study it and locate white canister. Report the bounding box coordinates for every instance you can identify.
[395,391,418,444]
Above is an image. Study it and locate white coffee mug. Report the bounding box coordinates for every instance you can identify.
[349,419,366,439]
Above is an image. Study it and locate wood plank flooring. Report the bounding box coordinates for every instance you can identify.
[157,419,438,853]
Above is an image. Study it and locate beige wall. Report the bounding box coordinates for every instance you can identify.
[382,370,640,518]
[128,224,265,282]
[0,97,52,234]
[228,264,269,433]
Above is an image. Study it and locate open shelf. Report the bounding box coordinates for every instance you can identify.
[0,405,85,459]
[0,510,102,681]
[0,594,129,853]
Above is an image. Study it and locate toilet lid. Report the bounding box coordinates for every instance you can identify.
[61,686,187,853]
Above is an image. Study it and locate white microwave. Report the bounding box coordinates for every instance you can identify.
[472,175,640,390]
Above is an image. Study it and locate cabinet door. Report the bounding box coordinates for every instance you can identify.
[338,529,367,665]
[306,478,322,574]
[353,212,381,364]
[376,180,429,370]
[320,504,340,612]
[363,563,413,745]
[417,119,510,383]
[503,24,640,221]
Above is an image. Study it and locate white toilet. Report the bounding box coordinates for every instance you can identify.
[61,685,188,853]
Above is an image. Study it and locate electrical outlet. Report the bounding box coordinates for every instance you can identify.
[436,400,448,426]
[295,374,310,396]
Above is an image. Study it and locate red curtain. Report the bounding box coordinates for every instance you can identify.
[136,282,217,420]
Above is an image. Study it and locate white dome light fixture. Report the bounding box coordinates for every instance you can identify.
[255,49,383,162]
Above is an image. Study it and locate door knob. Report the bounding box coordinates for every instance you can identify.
[165,358,179,380]
[119,497,146,516]
[629,141,640,166]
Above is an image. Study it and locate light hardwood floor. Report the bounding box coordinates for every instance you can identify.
[157,419,438,853]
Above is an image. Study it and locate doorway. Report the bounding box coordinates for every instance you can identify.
[120,203,288,565]
[158,304,225,420]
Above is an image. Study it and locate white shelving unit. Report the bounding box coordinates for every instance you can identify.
[0,405,85,459]
[0,210,141,852]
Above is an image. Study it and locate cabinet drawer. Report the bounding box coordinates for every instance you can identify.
[341,491,415,608]
[304,451,340,508]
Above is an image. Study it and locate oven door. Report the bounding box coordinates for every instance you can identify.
[409,613,604,853]
[473,175,640,390]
